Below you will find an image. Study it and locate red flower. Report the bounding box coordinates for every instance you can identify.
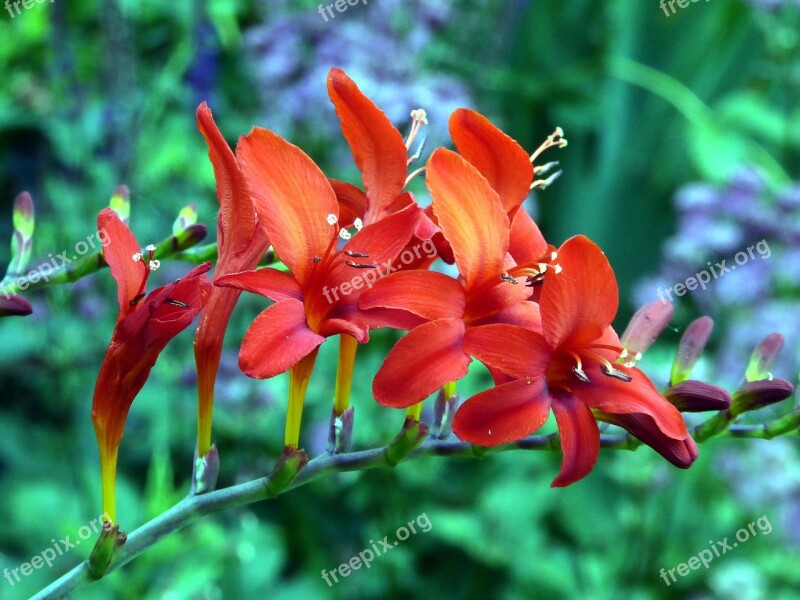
[215,127,420,446]
[92,208,211,521]
[193,103,271,457]
[455,235,697,487]
[361,148,556,408]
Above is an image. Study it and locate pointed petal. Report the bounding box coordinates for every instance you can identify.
[373,318,470,408]
[463,324,551,380]
[360,270,465,321]
[449,109,533,212]
[596,411,698,468]
[541,235,619,347]
[427,148,509,290]
[508,208,548,264]
[551,395,600,487]
[196,103,256,255]
[329,179,369,226]
[572,364,690,440]
[237,127,338,287]
[327,68,408,221]
[452,378,551,445]
[338,203,420,268]
[98,208,144,318]
[238,299,325,379]
[215,268,302,302]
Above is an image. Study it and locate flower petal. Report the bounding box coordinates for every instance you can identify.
[330,179,369,227]
[452,378,551,446]
[463,324,551,380]
[540,235,619,348]
[237,127,338,288]
[572,364,690,440]
[373,318,470,408]
[215,268,302,302]
[508,208,548,264]
[327,68,408,222]
[196,103,257,256]
[360,270,465,322]
[550,395,600,487]
[238,299,325,379]
[98,208,144,318]
[427,148,509,290]
[449,109,534,212]
[596,411,698,468]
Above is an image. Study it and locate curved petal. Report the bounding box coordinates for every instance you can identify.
[215,268,302,302]
[98,208,144,318]
[427,148,509,290]
[596,411,698,468]
[330,179,368,226]
[551,394,600,487]
[196,103,256,255]
[237,127,338,288]
[541,235,619,348]
[508,208,548,264]
[239,299,325,379]
[373,318,470,408]
[463,324,551,380]
[338,203,420,269]
[360,270,465,321]
[449,109,534,212]
[452,378,551,446]
[327,68,408,221]
[572,364,690,440]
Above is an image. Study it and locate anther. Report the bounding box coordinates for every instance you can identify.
[345,260,378,269]
[572,366,590,383]
[353,218,363,231]
[327,214,338,226]
[164,298,189,308]
[132,252,143,262]
[313,257,322,263]
[148,260,160,271]
[500,273,519,284]
[129,293,146,307]
[344,250,370,258]
[601,365,633,382]
[338,228,351,240]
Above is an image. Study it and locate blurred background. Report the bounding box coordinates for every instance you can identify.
[1,0,799,598]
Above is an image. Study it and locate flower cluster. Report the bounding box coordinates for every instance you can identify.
[203,68,709,488]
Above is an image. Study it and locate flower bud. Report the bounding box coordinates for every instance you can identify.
[327,406,354,454]
[0,295,32,317]
[664,380,731,412]
[730,379,795,417]
[620,299,674,356]
[670,316,714,385]
[744,333,784,383]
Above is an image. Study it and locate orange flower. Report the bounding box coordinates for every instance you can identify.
[455,236,697,487]
[92,208,211,521]
[193,103,271,458]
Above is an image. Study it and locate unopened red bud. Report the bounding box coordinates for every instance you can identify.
[620,299,674,356]
[731,379,794,416]
[664,380,731,412]
[0,295,32,317]
[670,316,714,385]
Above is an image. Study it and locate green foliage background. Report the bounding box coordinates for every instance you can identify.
[0,1,798,598]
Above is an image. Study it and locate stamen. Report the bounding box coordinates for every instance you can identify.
[164,298,189,308]
[601,365,633,382]
[148,260,160,271]
[405,166,426,187]
[327,214,338,226]
[567,351,590,383]
[500,273,519,285]
[407,134,427,166]
[534,161,560,176]
[529,126,568,164]
[132,252,142,262]
[344,250,370,258]
[405,108,428,151]
[129,293,145,307]
[345,260,378,269]
[531,170,563,191]
[145,244,156,252]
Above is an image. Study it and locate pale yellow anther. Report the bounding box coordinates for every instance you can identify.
[327,214,338,226]
[132,252,143,262]
[148,260,161,271]
[353,218,363,231]
[338,228,351,240]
